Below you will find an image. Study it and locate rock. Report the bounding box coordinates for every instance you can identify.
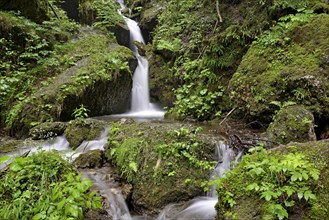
[7,31,136,138]
[121,8,130,16]
[0,0,49,23]
[108,22,131,48]
[0,139,23,153]
[134,41,147,56]
[29,122,67,140]
[64,119,107,149]
[84,209,111,220]
[74,149,103,168]
[104,122,222,215]
[229,14,329,123]
[267,105,316,145]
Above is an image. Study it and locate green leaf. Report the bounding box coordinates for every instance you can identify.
[129,162,138,173]
[0,155,10,164]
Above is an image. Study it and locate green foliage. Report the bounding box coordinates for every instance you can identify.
[92,0,125,30]
[155,127,215,177]
[72,104,90,125]
[169,58,223,120]
[0,151,102,220]
[108,125,142,182]
[216,147,320,219]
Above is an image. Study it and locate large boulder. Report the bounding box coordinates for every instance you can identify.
[29,122,67,140]
[267,105,316,145]
[64,119,107,149]
[229,14,329,123]
[6,31,136,138]
[105,121,222,215]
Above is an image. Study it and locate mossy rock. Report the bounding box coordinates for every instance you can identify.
[29,122,67,140]
[229,14,329,123]
[0,0,49,23]
[74,149,103,168]
[0,140,23,153]
[105,121,222,215]
[64,119,107,149]
[267,105,316,145]
[215,141,329,219]
[6,30,135,138]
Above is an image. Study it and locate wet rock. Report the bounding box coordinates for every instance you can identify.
[74,149,103,168]
[84,209,111,220]
[65,119,107,149]
[267,105,316,145]
[29,122,67,140]
[108,23,130,48]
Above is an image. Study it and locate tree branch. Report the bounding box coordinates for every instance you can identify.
[216,0,223,23]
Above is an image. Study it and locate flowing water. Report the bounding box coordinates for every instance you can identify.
[109,0,165,120]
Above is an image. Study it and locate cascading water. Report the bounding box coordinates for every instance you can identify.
[113,0,165,120]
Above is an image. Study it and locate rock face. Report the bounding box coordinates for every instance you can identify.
[0,0,49,23]
[74,149,104,168]
[64,119,107,149]
[29,122,67,140]
[267,105,316,145]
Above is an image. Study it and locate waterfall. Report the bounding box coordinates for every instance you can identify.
[112,0,164,120]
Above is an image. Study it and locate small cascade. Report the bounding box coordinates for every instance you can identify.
[82,168,133,220]
[156,141,241,220]
[69,128,109,160]
[112,0,164,120]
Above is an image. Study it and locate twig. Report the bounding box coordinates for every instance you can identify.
[47,0,59,19]
[216,0,223,23]
[219,107,236,126]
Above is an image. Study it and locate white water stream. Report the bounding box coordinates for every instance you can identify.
[110,0,165,120]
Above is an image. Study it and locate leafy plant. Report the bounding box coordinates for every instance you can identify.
[72,104,90,121]
[216,147,320,219]
[0,151,102,220]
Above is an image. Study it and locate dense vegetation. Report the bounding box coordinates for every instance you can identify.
[0,151,102,220]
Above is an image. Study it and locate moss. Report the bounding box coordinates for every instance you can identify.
[73,149,103,168]
[229,14,329,122]
[267,105,316,145]
[64,119,106,149]
[105,122,219,215]
[5,30,135,137]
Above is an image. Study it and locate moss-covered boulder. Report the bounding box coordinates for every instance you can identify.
[64,119,107,149]
[229,13,329,123]
[215,141,329,219]
[267,105,316,145]
[29,122,67,140]
[74,149,103,168]
[105,121,222,215]
[6,30,135,138]
[0,0,49,23]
